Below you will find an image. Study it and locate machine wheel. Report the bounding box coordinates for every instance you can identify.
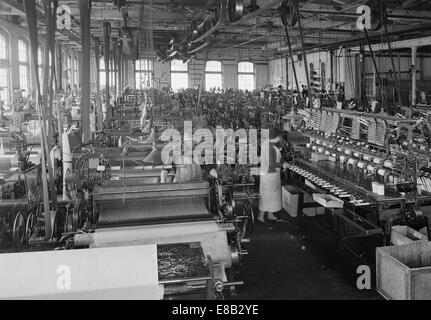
[224,192,235,219]
[73,199,82,230]
[13,212,26,249]
[242,200,254,236]
[25,212,37,241]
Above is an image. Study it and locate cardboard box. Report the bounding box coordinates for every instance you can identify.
[282,185,299,217]
[282,185,325,217]
[312,194,344,209]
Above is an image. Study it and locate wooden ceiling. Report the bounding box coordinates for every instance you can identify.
[3,0,431,60]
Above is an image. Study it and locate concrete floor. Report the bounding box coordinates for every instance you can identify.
[232,213,382,300]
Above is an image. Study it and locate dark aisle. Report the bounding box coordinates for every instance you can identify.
[233,214,382,300]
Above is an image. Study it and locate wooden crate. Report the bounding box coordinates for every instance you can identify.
[377,242,431,300]
[391,226,428,246]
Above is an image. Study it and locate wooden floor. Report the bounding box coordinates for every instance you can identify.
[232,212,382,300]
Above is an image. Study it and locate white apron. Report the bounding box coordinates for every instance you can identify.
[259,145,282,212]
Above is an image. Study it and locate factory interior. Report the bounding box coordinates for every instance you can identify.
[3,0,431,301]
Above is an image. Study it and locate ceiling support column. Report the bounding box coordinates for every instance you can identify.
[79,0,91,143]
[94,37,101,130]
[113,38,118,95]
[412,45,418,106]
[103,21,111,105]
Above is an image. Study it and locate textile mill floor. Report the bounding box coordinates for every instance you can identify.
[232,213,382,300]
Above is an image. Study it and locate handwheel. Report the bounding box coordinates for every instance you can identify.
[241,200,254,238]
[25,212,37,241]
[13,212,26,249]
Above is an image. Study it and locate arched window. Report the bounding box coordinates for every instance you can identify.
[0,29,9,106]
[99,57,116,89]
[66,53,72,84]
[18,38,29,96]
[205,61,222,91]
[73,55,78,86]
[37,45,44,89]
[171,59,188,92]
[238,62,255,91]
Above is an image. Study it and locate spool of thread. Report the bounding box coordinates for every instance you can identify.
[373,158,383,165]
[348,158,357,165]
[383,161,394,169]
[377,169,386,177]
[358,162,365,169]
[372,182,385,196]
[367,165,376,173]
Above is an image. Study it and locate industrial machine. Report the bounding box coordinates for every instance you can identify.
[0,120,251,299]
[283,107,431,261]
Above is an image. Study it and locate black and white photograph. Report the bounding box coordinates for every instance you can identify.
[0,0,431,306]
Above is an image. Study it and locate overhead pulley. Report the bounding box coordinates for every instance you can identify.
[280,0,298,28]
[228,0,244,23]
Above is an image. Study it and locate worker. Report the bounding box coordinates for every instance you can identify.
[258,127,287,223]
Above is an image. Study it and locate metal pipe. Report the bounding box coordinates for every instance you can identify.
[296,6,312,106]
[363,28,387,111]
[412,45,418,106]
[284,27,302,111]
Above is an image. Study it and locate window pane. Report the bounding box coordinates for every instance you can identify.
[37,46,43,67]
[19,65,28,95]
[0,68,8,105]
[136,72,152,89]
[18,39,28,63]
[38,66,43,88]
[206,61,221,72]
[238,74,255,91]
[0,32,7,60]
[171,72,188,91]
[171,59,187,72]
[136,59,153,71]
[74,56,78,85]
[205,73,222,91]
[100,72,106,89]
[67,54,71,70]
[100,58,105,70]
[238,62,254,73]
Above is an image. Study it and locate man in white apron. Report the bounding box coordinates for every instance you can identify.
[258,128,284,223]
